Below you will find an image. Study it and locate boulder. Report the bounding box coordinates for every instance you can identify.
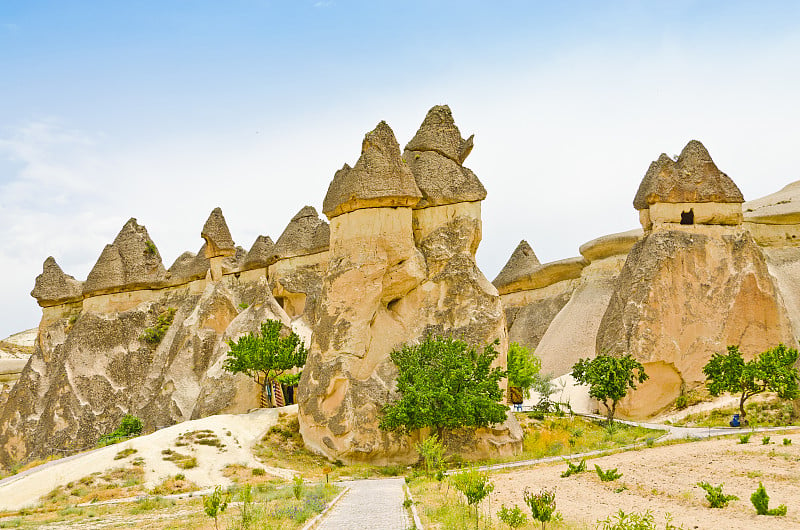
[322,122,422,219]
[83,219,167,295]
[201,207,236,258]
[31,257,83,307]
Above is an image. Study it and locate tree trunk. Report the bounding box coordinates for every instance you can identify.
[740,392,747,420]
[607,400,617,425]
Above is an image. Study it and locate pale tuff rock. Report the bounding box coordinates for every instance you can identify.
[495,256,587,296]
[322,122,422,219]
[579,229,643,262]
[273,206,330,259]
[404,106,485,208]
[633,140,744,210]
[744,180,800,224]
[83,219,167,295]
[597,228,794,418]
[201,207,236,258]
[493,240,541,292]
[404,105,474,164]
[299,117,521,465]
[242,235,276,271]
[31,257,84,306]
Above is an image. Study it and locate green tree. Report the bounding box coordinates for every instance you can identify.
[571,354,648,424]
[223,320,308,407]
[451,467,494,529]
[507,342,542,398]
[702,344,799,421]
[203,485,229,530]
[523,487,557,530]
[379,336,508,441]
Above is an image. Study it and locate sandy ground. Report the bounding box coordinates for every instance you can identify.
[491,430,800,529]
[0,405,298,511]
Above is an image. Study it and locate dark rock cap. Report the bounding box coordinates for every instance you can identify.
[84,218,167,295]
[167,246,210,283]
[273,206,330,259]
[404,150,487,208]
[633,140,744,210]
[322,121,422,219]
[242,235,276,270]
[201,207,236,258]
[30,256,84,306]
[492,240,541,290]
[405,105,474,164]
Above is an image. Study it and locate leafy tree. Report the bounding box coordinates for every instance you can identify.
[571,354,648,424]
[223,320,308,407]
[507,342,542,398]
[497,504,528,528]
[415,434,445,477]
[379,336,508,441]
[702,344,799,421]
[97,414,144,446]
[203,485,229,530]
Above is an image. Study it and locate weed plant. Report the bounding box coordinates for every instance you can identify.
[560,458,586,478]
[696,482,738,508]
[595,464,623,482]
[751,482,787,516]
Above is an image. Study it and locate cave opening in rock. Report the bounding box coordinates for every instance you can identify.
[680,209,694,225]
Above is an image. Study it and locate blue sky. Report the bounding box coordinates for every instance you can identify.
[1,1,800,337]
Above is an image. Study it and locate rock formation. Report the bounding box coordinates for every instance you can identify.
[268,206,330,327]
[298,108,522,464]
[0,210,297,467]
[597,141,794,418]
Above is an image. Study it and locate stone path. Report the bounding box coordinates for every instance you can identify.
[316,477,410,530]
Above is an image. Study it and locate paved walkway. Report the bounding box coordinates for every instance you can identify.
[316,477,410,530]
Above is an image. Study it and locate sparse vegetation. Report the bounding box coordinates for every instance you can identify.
[497,503,528,528]
[113,447,137,460]
[595,464,623,482]
[751,482,787,516]
[739,433,751,444]
[762,435,771,445]
[140,307,177,344]
[161,449,198,469]
[451,467,494,529]
[783,437,792,445]
[97,414,144,447]
[560,458,586,478]
[696,482,738,508]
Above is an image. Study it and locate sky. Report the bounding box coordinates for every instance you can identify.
[1,1,799,338]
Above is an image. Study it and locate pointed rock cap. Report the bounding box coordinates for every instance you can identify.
[242,235,276,270]
[31,256,84,306]
[222,246,246,274]
[405,105,474,164]
[168,244,210,283]
[633,140,744,210]
[492,240,541,291]
[404,150,487,208]
[273,206,330,259]
[84,218,167,295]
[201,207,236,258]
[322,121,422,219]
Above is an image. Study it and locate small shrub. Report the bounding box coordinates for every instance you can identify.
[739,433,751,444]
[595,464,623,482]
[238,302,249,310]
[645,438,655,448]
[783,438,792,445]
[141,307,177,344]
[560,458,586,478]
[523,487,557,529]
[416,434,445,477]
[497,503,527,528]
[675,394,689,410]
[98,415,144,446]
[252,468,265,476]
[597,509,656,530]
[114,447,137,460]
[451,467,495,528]
[751,482,787,516]
[762,436,771,445]
[293,475,304,500]
[697,482,738,508]
[203,485,229,530]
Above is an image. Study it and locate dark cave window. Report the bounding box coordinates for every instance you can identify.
[680,209,694,225]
